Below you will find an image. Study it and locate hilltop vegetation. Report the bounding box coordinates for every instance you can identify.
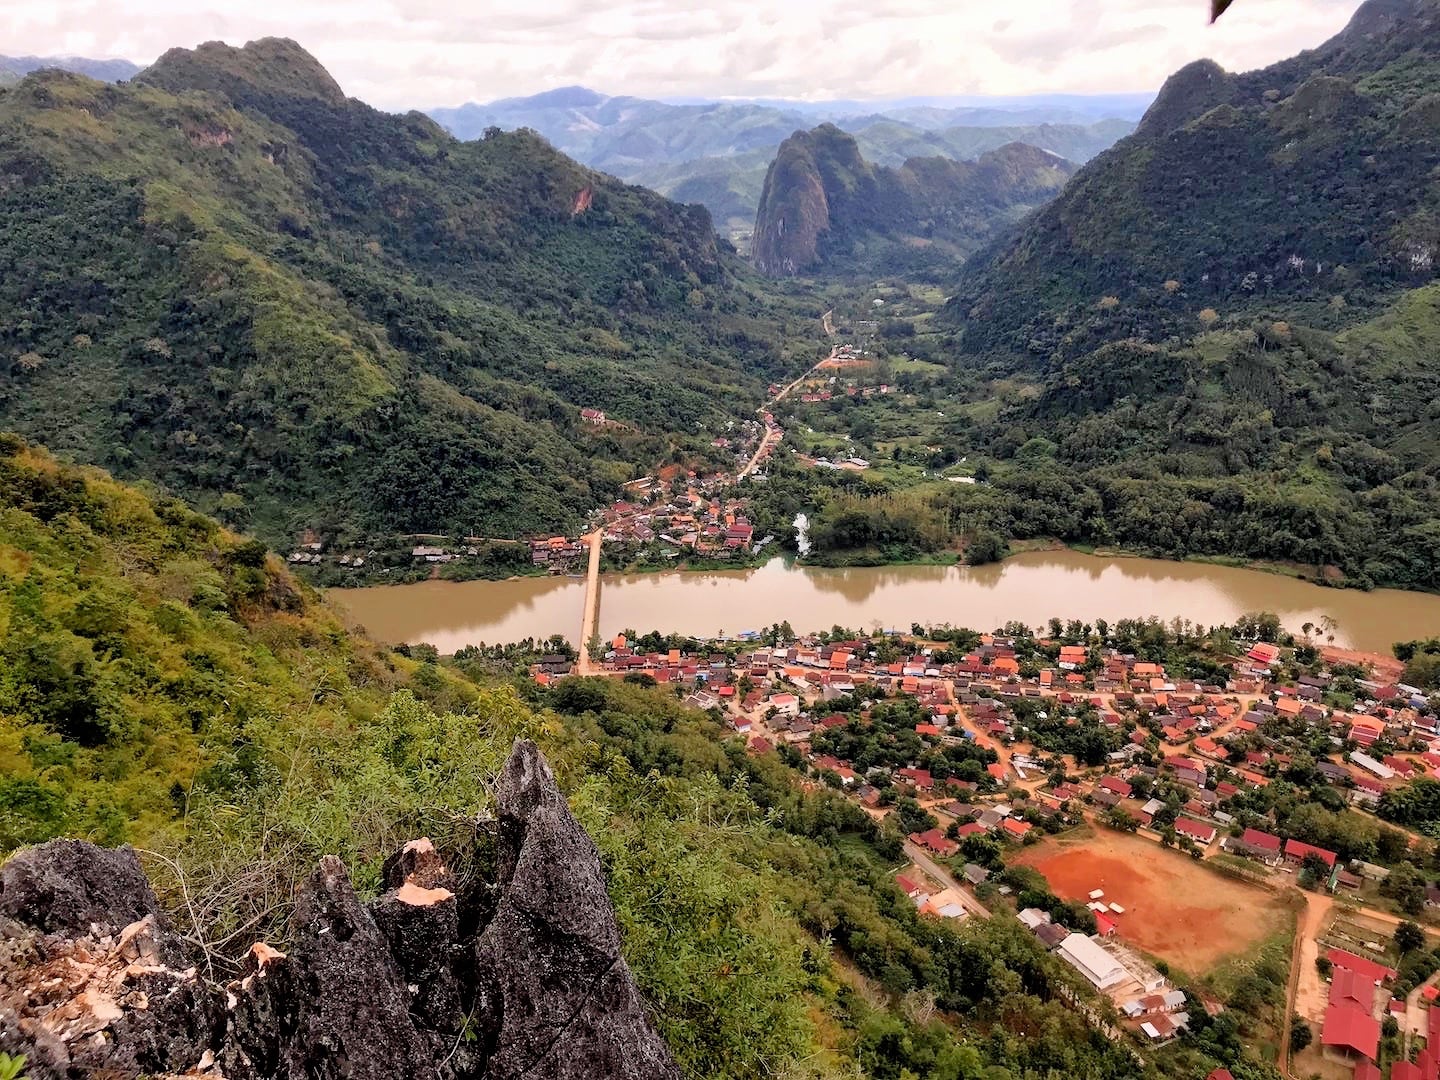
[949,0,1440,352]
[0,39,812,549]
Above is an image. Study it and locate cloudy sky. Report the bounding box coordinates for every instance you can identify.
[5,0,1363,109]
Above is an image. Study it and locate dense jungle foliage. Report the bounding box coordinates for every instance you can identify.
[948,0,1440,355]
[0,440,1283,1080]
[0,38,816,549]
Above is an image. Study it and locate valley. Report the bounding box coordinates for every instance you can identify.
[6,4,1440,1080]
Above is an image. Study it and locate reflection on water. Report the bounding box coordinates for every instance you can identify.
[329,575,584,656]
[330,551,1440,654]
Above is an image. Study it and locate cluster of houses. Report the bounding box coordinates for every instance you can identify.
[1319,948,1399,1072]
[595,474,762,558]
[893,869,973,921]
[528,536,588,573]
[1015,904,1189,1042]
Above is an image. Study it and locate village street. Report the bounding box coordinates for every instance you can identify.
[902,840,993,918]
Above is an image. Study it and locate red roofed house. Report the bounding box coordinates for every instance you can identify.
[1247,642,1280,666]
[1001,817,1033,841]
[1389,1061,1420,1080]
[1098,776,1133,799]
[1234,827,1283,866]
[1285,839,1338,870]
[895,873,925,899]
[1328,966,1375,1011]
[896,767,935,792]
[1327,949,1397,986]
[909,829,960,858]
[1175,817,1217,845]
[1321,1003,1379,1062]
[1205,1071,1236,1080]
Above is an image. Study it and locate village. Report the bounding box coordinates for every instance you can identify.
[535,622,1440,1080]
[282,335,894,578]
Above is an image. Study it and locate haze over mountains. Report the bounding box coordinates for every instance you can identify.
[429,88,1143,239]
[0,53,142,84]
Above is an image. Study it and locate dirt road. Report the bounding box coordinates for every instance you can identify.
[902,841,992,918]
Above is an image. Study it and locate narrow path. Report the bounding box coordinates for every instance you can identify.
[821,309,835,337]
[1281,891,1332,1078]
[737,359,824,479]
[575,530,603,674]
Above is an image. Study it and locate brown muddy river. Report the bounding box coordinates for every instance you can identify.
[328,550,1440,655]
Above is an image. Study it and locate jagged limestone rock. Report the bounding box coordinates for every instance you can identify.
[0,740,679,1080]
[472,738,681,1080]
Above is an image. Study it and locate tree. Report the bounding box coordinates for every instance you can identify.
[965,528,1008,566]
[1299,852,1331,890]
[1381,861,1428,916]
[1395,921,1426,955]
[1289,1016,1313,1053]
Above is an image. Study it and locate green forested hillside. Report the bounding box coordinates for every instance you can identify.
[0,39,808,547]
[0,441,1270,1080]
[838,0,1440,590]
[949,0,1440,354]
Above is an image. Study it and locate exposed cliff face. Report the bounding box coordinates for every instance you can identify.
[0,739,679,1080]
[751,123,1074,278]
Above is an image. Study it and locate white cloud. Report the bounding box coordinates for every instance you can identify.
[2,0,1364,109]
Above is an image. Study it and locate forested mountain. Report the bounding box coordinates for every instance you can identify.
[911,0,1440,591]
[949,0,1440,354]
[0,53,141,83]
[430,88,1136,238]
[752,124,1074,278]
[0,38,803,548]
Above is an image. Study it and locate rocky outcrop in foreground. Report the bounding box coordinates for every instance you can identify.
[0,739,679,1080]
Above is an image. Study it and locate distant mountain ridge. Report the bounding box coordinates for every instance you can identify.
[0,53,140,82]
[751,125,1074,278]
[428,89,1138,237]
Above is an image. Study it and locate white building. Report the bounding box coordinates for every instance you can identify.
[1057,934,1127,991]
